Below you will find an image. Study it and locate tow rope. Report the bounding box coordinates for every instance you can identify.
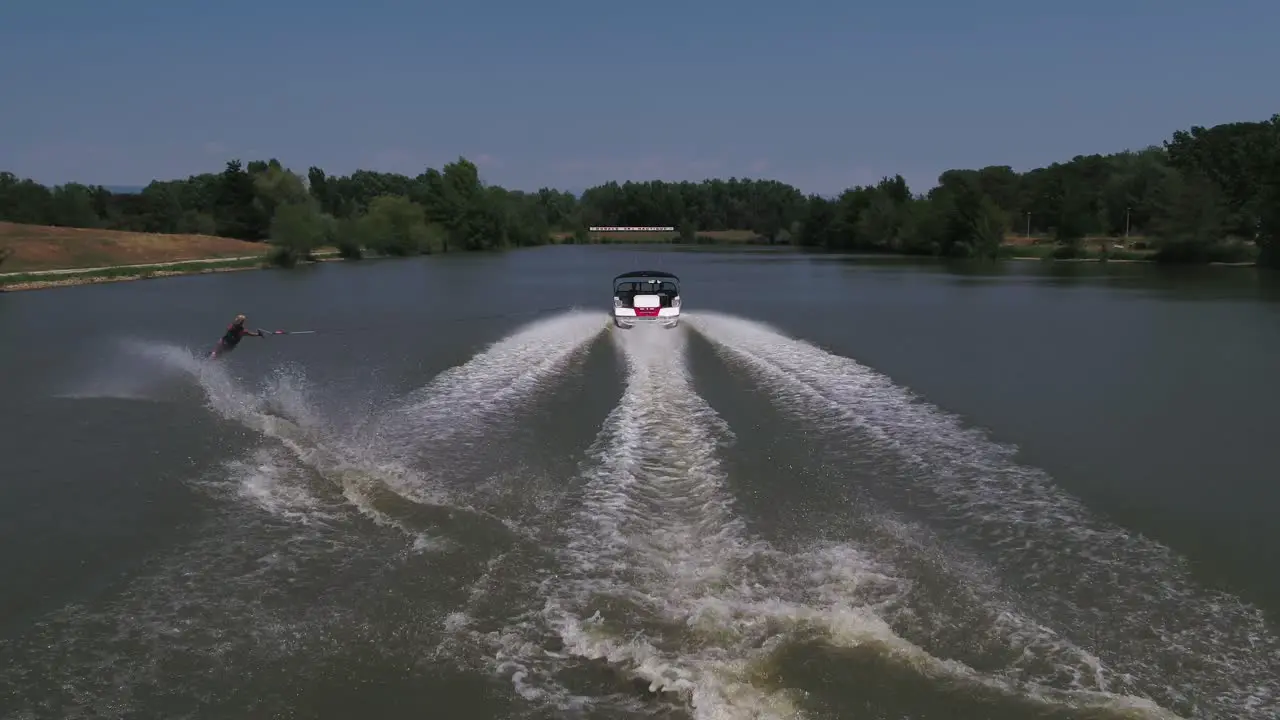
[250,304,584,337]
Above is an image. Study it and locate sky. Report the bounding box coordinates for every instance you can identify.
[1,0,1277,197]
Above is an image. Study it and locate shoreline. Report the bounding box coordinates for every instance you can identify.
[0,245,1260,293]
[0,252,345,292]
[1,262,266,292]
[1005,255,1257,266]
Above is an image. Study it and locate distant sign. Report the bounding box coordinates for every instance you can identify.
[589,226,676,232]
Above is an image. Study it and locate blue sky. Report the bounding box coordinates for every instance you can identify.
[1,0,1276,196]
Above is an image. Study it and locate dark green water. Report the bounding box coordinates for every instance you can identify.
[1,245,1277,720]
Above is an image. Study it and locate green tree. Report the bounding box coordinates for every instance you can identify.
[253,160,309,221]
[358,195,437,256]
[1148,168,1230,263]
[178,211,218,235]
[332,216,363,259]
[48,183,101,228]
[2,112,1278,267]
[214,160,269,240]
[856,190,903,251]
[269,201,328,265]
[0,172,53,224]
[679,219,697,243]
[930,179,1007,259]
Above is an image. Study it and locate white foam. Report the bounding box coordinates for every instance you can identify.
[214,446,338,524]
[108,341,434,535]
[561,326,753,592]
[686,310,1280,719]
[132,311,599,532]
[527,327,1156,719]
[422,321,1183,719]
[531,326,797,718]
[383,310,605,457]
[59,311,603,534]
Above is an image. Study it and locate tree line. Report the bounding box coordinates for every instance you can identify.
[0,113,1276,267]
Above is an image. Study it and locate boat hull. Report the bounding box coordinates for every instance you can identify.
[612,310,680,329]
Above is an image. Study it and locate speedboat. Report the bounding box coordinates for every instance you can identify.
[612,270,680,329]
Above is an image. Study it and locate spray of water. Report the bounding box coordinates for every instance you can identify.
[52,337,206,401]
[116,311,606,530]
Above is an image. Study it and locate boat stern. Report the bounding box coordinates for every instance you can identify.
[612,270,681,329]
[613,295,680,328]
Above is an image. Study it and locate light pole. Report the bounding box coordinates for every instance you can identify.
[1125,207,1131,239]
[1025,212,1031,239]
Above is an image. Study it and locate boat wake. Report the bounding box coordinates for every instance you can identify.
[444,323,1183,720]
[125,311,606,534]
[0,313,608,720]
[7,308,1272,720]
[684,310,1280,720]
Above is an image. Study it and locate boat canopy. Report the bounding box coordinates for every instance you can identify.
[614,270,678,280]
[613,270,679,287]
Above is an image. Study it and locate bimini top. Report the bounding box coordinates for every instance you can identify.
[613,270,679,282]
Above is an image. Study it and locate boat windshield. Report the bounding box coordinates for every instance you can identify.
[614,280,678,294]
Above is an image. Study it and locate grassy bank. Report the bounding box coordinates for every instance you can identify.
[552,229,769,244]
[999,238,1259,264]
[2,257,272,291]
[0,221,272,273]
[0,222,351,291]
[563,229,1204,262]
[1000,243,1156,262]
[0,252,343,291]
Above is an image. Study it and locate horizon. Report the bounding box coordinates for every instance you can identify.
[2,2,1277,197]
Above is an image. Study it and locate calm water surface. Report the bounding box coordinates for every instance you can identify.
[1,245,1277,720]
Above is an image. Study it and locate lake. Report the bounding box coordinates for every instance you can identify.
[1,245,1277,720]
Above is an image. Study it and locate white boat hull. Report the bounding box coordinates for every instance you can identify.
[612,306,680,328]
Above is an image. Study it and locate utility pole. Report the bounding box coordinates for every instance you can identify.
[1025,212,1031,239]
[1125,207,1131,239]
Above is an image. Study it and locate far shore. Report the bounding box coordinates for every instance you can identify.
[1,222,1263,294]
[2,243,1263,293]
